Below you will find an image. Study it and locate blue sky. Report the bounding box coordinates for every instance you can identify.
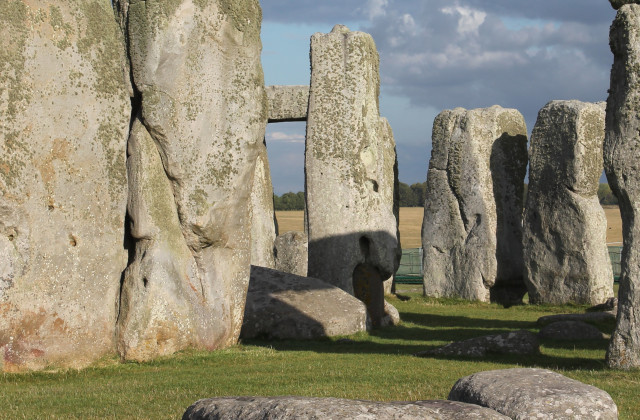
[260,1,616,194]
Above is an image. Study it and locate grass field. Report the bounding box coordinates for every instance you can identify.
[1,293,637,419]
[277,206,624,249]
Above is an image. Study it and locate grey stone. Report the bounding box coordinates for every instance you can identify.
[240,266,367,339]
[449,368,618,419]
[274,231,308,276]
[589,297,618,312]
[183,396,510,420]
[416,330,539,358]
[250,142,277,269]
[0,0,130,371]
[610,0,640,10]
[605,3,640,369]
[115,0,267,361]
[422,106,528,303]
[539,321,605,340]
[305,25,400,327]
[266,85,309,122]
[537,312,617,326]
[523,100,614,305]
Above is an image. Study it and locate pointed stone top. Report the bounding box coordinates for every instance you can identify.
[331,24,351,34]
[610,0,640,10]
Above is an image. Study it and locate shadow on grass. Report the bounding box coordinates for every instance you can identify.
[244,308,613,372]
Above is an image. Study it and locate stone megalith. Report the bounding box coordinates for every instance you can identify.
[0,1,130,371]
[266,85,309,122]
[274,231,308,276]
[250,141,277,269]
[523,100,613,305]
[605,4,640,369]
[115,0,267,361]
[305,25,400,327]
[422,106,528,303]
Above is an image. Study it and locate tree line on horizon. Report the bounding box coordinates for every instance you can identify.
[273,182,619,211]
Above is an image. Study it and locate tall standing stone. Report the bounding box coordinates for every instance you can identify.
[422,106,528,303]
[250,141,277,269]
[115,0,267,361]
[523,100,613,305]
[305,25,400,327]
[605,4,640,369]
[0,1,130,371]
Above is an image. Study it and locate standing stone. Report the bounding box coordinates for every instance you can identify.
[250,142,277,269]
[523,100,613,305]
[0,1,130,371]
[605,4,640,369]
[422,106,528,303]
[274,231,308,277]
[115,0,267,361]
[305,25,400,327]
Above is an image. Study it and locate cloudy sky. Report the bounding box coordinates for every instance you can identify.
[260,0,616,194]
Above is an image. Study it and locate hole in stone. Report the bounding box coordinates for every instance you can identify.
[367,179,379,193]
[8,234,15,242]
[143,277,148,288]
[47,198,55,211]
[69,234,77,247]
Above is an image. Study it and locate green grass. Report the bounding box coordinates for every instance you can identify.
[1,289,637,419]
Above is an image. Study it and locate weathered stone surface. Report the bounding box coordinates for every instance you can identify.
[523,100,613,305]
[422,106,528,303]
[605,4,640,369]
[416,330,539,358]
[115,0,267,361]
[183,396,510,420]
[610,0,640,10]
[240,266,367,339]
[266,85,309,122]
[449,368,618,419]
[539,321,605,340]
[250,142,277,269]
[537,312,616,326]
[305,25,400,327]
[274,231,308,276]
[0,1,130,371]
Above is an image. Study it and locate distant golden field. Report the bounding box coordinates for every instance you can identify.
[276,205,624,249]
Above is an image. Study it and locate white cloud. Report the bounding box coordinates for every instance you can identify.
[441,5,487,36]
[266,131,306,143]
[366,0,388,20]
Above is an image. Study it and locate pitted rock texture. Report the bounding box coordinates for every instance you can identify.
[250,142,277,269]
[240,266,367,339]
[610,0,640,10]
[449,368,618,419]
[416,330,539,358]
[0,0,130,371]
[274,231,308,276]
[183,396,510,420]
[422,106,528,304]
[115,0,267,361]
[266,85,309,122]
[605,3,640,369]
[523,100,613,305]
[539,321,605,341]
[305,25,400,327]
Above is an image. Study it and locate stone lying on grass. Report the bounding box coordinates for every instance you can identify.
[240,266,367,340]
[539,320,605,340]
[182,396,510,420]
[449,368,618,419]
[274,231,308,277]
[537,312,616,327]
[588,297,618,313]
[415,330,539,358]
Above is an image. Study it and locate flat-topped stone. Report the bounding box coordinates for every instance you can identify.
[183,396,510,419]
[449,368,618,419]
[539,320,605,340]
[537,312,616,326]
[610,0,640,10]
[240,266,367,339]
[416,330,539,358]
[266,85,309,122]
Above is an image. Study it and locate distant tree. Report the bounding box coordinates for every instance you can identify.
[410,182,427,207]
[273,191,305,211]
[598,183,618,205]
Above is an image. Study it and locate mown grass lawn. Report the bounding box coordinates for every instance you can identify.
[1,289,638,419]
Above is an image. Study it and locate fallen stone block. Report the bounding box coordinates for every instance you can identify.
[449,368,618,419]
[539,320,605,340]
[274,231,308,277]
[537,312,616,327]
[415,330,539,358]
[183,396,510,419]
[240,266,368,340]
